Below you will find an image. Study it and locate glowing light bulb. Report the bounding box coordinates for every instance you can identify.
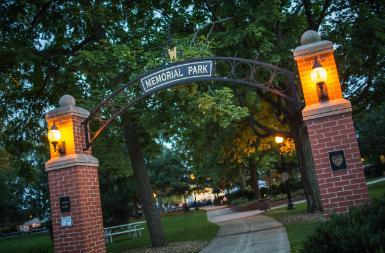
[275,136,284,144]
[310,59,327,84]
[48,123,61,143]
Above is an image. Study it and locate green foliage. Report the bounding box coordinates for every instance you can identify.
[0,148,10,170]
[227,189,256,202]
[286,222,321,253]
[356,103,385,160]
[324,1,385,110]
[368,181,385,200]
[148,149,190,197]
[301,198,385,253]
[197,87,249,128]
[230,197,253,207]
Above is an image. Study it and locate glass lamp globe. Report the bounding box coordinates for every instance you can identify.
[310,60,327,84]
[48,123,61,143]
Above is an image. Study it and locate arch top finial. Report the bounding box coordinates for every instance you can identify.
[301,30,321,45]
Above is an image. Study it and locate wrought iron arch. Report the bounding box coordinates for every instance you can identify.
[83,57,300,150]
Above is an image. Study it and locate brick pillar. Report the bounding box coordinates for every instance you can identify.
[293,31,369,215]
[45,95,106,253]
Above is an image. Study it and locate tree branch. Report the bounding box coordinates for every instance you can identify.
[315,0,332,29]
[302,0,316,30]
[254,88,296,118]
[28,0,56,34]
[233,89,292,138]
[190,17,232,47]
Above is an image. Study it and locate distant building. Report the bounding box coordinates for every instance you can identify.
[187,188,215,204]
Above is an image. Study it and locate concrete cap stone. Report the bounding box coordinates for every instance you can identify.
[293,40,333,58]
[46,94,90,119]
[59,95,76,107]
[301,30,321,45]
[302,98,352,120]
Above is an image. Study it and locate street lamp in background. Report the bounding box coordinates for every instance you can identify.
[190,174,199,210]
[275,136,294,210]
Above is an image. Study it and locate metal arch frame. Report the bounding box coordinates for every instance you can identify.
[83,57,299,150]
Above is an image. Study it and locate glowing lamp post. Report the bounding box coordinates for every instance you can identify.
[274,136,284,144]
[310,58,329,102]
[48,122,66,155]
[275,136,294,210]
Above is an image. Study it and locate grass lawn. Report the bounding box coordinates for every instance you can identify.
[366,176,385,183]
[266,202,320,253]
[107,210,218,253]
[0,234,52,253]
[266,179,385,253]
[0,210,218,253]
[368,180,385,199]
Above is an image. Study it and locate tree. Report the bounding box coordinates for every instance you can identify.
[1,1,384,241]
[148,149,190,200]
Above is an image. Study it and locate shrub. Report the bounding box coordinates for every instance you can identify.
[227,189,255,202]
[213,198,221,206]
[231,197,251,207]
[301,198,385,253]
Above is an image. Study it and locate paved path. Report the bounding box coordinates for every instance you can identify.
[367,176,385,185]
[200,208,290,253]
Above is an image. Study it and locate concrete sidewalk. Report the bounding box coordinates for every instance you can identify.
[367,176,385,185]
[200,208,290,253]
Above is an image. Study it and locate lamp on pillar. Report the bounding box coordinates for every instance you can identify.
[310,57,329,102]
[45,95,106,253]
[48,122,66,155]
[294,30,370,216]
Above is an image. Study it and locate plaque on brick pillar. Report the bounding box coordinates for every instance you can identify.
[293,30,369,216]
[329,150,347,171]
[45,95,106,253]
[59,196,71,212]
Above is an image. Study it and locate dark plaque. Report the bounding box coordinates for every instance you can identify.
[328,150,347,171]
[60,196,71,212]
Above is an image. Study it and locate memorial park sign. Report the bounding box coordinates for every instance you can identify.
[140,60,213,94]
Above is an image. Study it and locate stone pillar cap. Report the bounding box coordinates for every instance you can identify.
[301,30,321,45]
[293,40,333,58]
[59,95,76,107]
[46,95,90,119]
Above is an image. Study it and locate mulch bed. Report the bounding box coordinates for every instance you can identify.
[229,195,306,212]
[276,213,325,225]
[268,195,306,208]
[123,241,209,253]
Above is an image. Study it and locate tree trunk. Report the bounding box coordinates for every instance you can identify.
[290,113,322,213]
[158,192,163,212]
[248,158,260,199]
[122,119,167,247]
[238,167,247,191]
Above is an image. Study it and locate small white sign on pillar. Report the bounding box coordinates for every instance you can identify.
[61,216,72,227]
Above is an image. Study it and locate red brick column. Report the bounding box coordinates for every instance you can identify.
[294,31,369,215]
[45,95,106,253]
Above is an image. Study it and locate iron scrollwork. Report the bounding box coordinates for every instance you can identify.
[83,57,299,150]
